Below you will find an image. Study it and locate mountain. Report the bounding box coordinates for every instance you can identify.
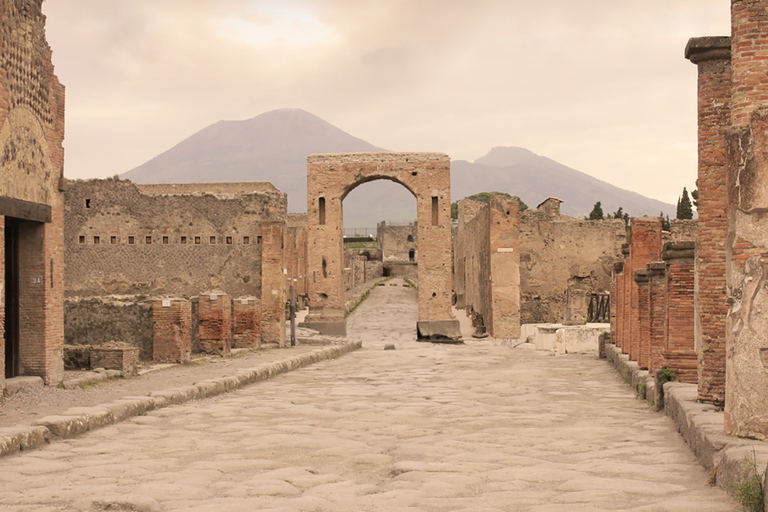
[453,147,676,218]
[122,108,385,215]
[122,109,676,228]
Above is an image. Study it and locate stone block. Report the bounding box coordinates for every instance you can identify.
[89,343,139,375]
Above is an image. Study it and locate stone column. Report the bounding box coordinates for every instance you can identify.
[261,221,287,346]
[723,0,768,439]
[627,218,663,362]
[686,36,731,406]
[662,242,697,384]
[634,269,651,369]
[619,244,630,352]
[647,262,667,373]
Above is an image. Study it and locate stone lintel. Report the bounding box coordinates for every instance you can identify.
[621,243,630,256]
[685,36,731,64]
[634,269,650,283]
[662,241,696,261]
[613,261,624,273]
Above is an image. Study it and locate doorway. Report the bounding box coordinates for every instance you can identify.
[4,217,19,378]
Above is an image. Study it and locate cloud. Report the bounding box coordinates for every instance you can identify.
[42,0,730,205]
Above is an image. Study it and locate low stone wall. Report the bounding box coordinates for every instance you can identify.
[64,297,153,360]
[514,323,608,354]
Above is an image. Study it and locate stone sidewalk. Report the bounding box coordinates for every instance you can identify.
[0,278,738,511]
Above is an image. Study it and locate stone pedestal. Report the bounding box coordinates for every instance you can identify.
[198,292,232,357]
[152,298,191,364]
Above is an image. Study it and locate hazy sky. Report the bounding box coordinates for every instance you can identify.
[41,0,731,206]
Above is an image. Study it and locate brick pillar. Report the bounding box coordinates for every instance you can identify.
[647,262,667,373]
[233,296,261,349]
[198,291,232,357]
[634,269,651,370]
[610,260,623,345]
[261,221,286,346]
[627,218,663,362]
[486,194,521,338]
[730,1,768,128]
[152,298,191,363]
[686,36,731,406]
[0,215,4,391]
[662,242,697,383]
[618,244,630,352]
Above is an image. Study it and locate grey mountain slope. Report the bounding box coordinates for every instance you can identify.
[453,147,676,218]
[122,110,675,228]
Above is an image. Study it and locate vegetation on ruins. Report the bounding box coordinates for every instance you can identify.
[676,187,694,220]
[588,201,605,220]
[660,212,671,231]
[734,450,764,512]
[612,207,630,226]
[450,192,528,220]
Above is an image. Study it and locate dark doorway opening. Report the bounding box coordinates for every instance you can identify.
[409,249,415,262]
[4,217,19,378]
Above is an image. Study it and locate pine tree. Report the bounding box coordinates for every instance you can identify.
[588,201,604,220]
[677,187,693,220]
[660,212,671,231]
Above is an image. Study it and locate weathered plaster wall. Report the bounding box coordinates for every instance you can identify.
[378,222,417,262]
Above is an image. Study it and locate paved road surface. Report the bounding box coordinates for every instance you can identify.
[0,279,737,511]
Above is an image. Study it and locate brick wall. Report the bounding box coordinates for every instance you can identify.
[378,222,417,263]
[662,242,697,383]
[487,195,521,338]
[198,291,232,356]
[152,298,191,364]
[0,0,66,387]
[686,36,731,406]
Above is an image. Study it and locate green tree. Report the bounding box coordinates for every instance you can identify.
[691,180,699,210]
[677,187,693,220]
[588,201,604,220]
[613,207,630,226]
[450,192,528,220]
[660,212,671,231]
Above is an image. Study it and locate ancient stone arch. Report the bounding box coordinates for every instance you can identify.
[301,152,459,338]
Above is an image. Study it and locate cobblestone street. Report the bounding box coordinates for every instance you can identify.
[0,280,737,511]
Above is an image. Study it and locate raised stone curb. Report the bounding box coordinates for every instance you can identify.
[605,342,768,498]
[0,341,362,458]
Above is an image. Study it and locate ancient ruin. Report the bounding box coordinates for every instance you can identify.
[0,0,66,390]
[302,152,459,339]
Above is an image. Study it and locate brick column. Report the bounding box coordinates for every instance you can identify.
[610,261,623,346]
[686,36,731,406]
[233,296,261,348]
[634,269,651,369]
[0,215,4,391]
[261,221,286,346]
[627,218,662,362]
[152,298,191,363]
[198,291,232,357]
[662,242,697,383]
[619,244,630,352]
[723,0,768,439]
[647,262,667,373]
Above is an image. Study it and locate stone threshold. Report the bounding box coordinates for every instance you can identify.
[0,341,362,459]
[604,343,768,499]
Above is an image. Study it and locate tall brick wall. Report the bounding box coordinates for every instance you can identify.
[686,36,731,406]
[261,221,286,346]
[304,153,458,338]
[662,242,697,383]
[487,195,521,338]
[285,213,308,306]
[152,298,191,364]
[0,0,66,387]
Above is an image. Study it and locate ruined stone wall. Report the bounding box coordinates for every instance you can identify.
[285,213,308,305]
[454,195,520,337]
[64,179,286,298]
[519,208,625,324]
[0,0,66,388]
[377,221,417,262]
